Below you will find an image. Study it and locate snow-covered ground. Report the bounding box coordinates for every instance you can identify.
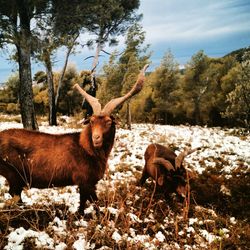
[0,119,249,249]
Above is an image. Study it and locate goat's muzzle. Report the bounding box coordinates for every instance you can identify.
[92,133,103,148]
[89,115,113,148]
[176,184,187,198]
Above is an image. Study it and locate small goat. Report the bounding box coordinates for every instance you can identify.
[139,143,199,198]
[0,65,149,213]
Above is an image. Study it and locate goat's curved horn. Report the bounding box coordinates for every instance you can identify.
[175,147,201,169]
[73,84,102,115]
[153,157,175,171]
[101,64,149,115]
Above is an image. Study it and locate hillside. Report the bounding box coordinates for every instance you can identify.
[0,118,249,249]
[224,46,250,62]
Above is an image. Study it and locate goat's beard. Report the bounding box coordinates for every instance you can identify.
[93,140,102,148]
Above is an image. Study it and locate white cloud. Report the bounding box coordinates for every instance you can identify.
[0,0,250,81]
[140,0,250,44]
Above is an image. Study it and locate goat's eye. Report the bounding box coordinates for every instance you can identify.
[106,120,112,127]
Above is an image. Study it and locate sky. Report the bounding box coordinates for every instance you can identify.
[0,0,250,83]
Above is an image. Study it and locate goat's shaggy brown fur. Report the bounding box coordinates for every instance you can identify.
[0,116,115,213]
[0,65,148,214]
[139,143,195,198]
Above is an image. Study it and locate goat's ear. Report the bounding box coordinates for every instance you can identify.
[157,176,164,186]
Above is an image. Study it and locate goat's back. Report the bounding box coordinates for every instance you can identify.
[145,143,176,163]
[0,128,87,188]
[0,128,81,157]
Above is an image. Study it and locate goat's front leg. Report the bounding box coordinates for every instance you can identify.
[89,188,100,216]
[78,185,88,215]
[89,188,98,202]
[137,168,149,186]
[79,185,98,215]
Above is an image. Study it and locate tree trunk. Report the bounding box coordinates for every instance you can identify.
[17,32,38,130]
[193,86,207,125]
[55,34,78,109]
[194,97,202,125]
[126,101,132,130]
[92,42,102,71]
[90,41,102,87]
[55,47,71,108]
[44,52,57,126]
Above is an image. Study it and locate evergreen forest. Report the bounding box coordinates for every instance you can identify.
[0,1,249,129]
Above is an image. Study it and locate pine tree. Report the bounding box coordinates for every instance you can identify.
[179,50,209,124]
[148,50,179,124]
[98,23,150,128]
[120,54,140,129]
[117,23,150,127]
[223,52,250,129]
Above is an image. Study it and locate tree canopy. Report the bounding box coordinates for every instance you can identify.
[0,0,141,128]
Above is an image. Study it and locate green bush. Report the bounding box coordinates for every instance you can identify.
[6,103,19,114]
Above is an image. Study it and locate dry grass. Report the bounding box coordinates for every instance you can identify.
[0,121,249,249]
[1,161,249,249]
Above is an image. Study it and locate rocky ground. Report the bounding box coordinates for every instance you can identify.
[0,118,249,249]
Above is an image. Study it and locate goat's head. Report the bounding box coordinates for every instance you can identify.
[154,147,199,197]
[74,64,149,148]
[85,115,114,148]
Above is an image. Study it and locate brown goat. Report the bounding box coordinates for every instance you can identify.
[139,143,199,198]
[0,64,149,214]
